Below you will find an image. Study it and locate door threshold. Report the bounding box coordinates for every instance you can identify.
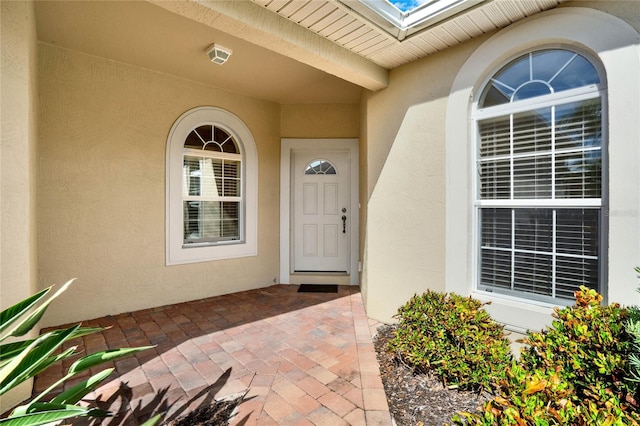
[292,271,349,276]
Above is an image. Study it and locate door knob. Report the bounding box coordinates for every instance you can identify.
[342,215,347,233]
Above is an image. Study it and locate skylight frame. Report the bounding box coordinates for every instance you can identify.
[341,0,484,40]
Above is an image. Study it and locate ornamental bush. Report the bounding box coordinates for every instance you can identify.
[454,286,640,425]
[387,290,512,392]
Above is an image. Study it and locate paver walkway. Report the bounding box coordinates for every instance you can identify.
[35,285,391,425]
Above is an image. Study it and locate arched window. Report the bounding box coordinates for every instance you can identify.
[166,107,257,265]
[473,48,604,303]
[304,160,337,175]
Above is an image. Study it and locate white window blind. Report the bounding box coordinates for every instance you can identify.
[182,125,242,245]
[475,49,604,303]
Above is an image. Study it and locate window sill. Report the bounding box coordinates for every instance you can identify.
[167,241,257,265]
[182,239,243,249]
[472,290,556,332]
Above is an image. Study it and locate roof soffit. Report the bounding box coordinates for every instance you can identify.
[251,0,568,69]
[151,0,389,91]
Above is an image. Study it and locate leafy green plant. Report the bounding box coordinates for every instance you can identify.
[625,266,640,385]
[388,290,512,392]
[0,279,155,426]
[454,286,640,425]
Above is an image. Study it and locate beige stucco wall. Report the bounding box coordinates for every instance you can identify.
[561,0,640,23]
[280,104,360,138]
[362,39,486,322]
[358,95,370,304]
[0,0,39,411]
[37,44,282,327]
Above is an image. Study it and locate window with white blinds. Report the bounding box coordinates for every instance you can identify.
[474,49,604,303]
[182,125,242,245]
[167,107,257,265]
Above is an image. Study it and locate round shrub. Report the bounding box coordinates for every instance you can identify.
[455,286,640,425]
[387,290,512,392]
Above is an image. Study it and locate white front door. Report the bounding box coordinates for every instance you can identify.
[293,150,350,272]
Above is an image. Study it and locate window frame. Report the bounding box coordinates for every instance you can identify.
[471,48,607,306]
[166,107,257,265]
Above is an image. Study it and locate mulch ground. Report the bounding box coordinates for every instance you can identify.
[373,324,494,426]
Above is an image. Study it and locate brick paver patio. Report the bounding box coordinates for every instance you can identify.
[35,285,391,425]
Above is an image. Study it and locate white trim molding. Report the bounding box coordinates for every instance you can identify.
[445,7,640,331]
[280,138,360,285]
[166,106,258,265]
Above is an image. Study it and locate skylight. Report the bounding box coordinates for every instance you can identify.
[341,0,482,40]
[389,0,428,13]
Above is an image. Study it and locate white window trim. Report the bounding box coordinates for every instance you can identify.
[445,7,640,332]
[166,107,258,265]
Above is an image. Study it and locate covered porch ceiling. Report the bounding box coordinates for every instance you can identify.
[35,0,566,105]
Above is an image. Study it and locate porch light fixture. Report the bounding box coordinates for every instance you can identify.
[206,44,233,65]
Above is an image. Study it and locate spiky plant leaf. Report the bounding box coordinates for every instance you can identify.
[0,325,79,395]
[3,403,109,426]
[49,368,114,405]
[0,407,90,426]
[0,327,103,364]
[0,288,51,339]
[68,346,154,375]
[6,280,75,339]
[0,335,46,390]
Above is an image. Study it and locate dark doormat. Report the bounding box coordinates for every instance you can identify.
[297,284,338,293]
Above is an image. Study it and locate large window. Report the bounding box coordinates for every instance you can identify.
[474,49,605,303]
[183,125,242,244]
[166,107,257,265]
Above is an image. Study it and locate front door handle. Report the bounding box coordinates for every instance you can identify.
[342,207,347,234]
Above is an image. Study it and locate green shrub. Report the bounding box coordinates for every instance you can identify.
[625,267,640,385]
[454,286,640,425]
[0,279,158,426]
[388,290,512,392]
[627,308,640,385]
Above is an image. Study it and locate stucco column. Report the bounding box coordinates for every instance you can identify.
[1,0,39,411]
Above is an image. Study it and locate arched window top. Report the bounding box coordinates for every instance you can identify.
[305,160,336,175]
[479,49,601,108]
[184,124,239,154]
